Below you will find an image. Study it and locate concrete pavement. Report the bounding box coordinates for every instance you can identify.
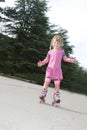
[0,75,87,130]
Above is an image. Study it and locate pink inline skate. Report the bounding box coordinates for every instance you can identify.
[52,92,60,107]
[39,89,47,103]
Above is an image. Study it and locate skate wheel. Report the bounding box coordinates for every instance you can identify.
[52,102,60,107]
[52,101,55,106]
[55,103,60,107]
[39,99,45,103]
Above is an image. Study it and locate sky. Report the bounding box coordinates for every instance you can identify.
[0,0,87,69]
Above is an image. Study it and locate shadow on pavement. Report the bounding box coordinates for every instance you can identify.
[41,102,87,115]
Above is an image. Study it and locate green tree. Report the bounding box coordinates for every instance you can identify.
[0,33,15,74]
[0,0,52,73]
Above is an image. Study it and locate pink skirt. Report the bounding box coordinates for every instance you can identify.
[45,67,63,80]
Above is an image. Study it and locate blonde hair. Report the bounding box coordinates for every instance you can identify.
[49,35,63,50]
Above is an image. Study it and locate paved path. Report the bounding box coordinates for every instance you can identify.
[0,75,87,130]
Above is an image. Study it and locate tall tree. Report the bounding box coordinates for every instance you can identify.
[0,0,52,73]
[0,0,50,43]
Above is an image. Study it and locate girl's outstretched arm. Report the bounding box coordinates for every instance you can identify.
[63,56,76,63]
[37,57,49,67]
[37,51,50,67]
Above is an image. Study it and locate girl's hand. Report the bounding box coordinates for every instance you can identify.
[37,61,42,67]
[70,58,77,63]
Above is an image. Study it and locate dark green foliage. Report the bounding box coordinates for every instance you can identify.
[0,0,50,73]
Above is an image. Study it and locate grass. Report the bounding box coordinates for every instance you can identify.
[14,73,45,85]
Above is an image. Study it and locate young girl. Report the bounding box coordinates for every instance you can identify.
[37,35,76,105]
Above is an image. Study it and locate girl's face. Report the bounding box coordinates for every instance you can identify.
[52,39,61,49]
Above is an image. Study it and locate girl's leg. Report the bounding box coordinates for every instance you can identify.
[43,77,51,90]
[39,77,51,100]
[52,79,61,103]
[54,79,61,92]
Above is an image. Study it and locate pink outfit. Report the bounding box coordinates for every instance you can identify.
[38,49,76,80]
[45,49,65,80]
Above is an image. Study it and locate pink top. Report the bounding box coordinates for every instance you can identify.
[47,49,65,69]
[45,49,65,80]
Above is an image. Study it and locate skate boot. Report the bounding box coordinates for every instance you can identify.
[52,91,60,107]
[39,89,47,103]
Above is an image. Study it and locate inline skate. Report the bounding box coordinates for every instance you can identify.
[39,89,48,103]
[52,91,60,107]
